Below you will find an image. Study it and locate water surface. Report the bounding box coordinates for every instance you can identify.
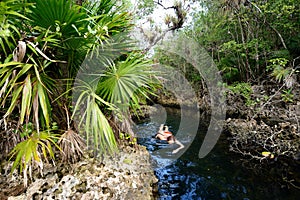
[135,107,300,200]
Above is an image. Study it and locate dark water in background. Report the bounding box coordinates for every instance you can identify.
[135,107,300,200]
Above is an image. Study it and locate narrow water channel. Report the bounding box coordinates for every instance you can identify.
[135,107,299,200]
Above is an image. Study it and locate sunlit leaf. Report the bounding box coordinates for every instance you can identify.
[20,75,32,124]
[37,82,50,128]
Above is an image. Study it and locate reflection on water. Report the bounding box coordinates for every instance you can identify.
[135,108,300,200]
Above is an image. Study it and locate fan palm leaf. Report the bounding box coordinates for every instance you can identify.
[72,80,118,155]
[29,0,85,38]
[98,53,155,111]
[95,53,157,136]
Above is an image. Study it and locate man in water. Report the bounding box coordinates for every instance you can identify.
[155,124,185,154]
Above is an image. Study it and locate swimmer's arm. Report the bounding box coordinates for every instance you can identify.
[172,139,185,154]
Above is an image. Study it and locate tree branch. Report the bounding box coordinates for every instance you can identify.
[154,0,176,10]
[142,28,173,53]
[247,0,287,49]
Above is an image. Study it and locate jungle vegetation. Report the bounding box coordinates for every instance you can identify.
[0,0,156,186]
[151,0,299,89]
[0,0,299,187]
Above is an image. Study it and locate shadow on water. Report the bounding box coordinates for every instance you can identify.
[135,107,300,200]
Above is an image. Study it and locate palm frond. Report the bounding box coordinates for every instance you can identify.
[9,130,60,187]
[0,0,31,58]
[29,0,85,37]
[72,81,118,155]
[58,129,86,163]
[0,61,54,130]
[98,53,155,111]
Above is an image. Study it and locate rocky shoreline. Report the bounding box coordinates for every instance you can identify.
[225,84,300,160]
[224,84,300,189]
[0,145,158,200]
[149,83,300,189]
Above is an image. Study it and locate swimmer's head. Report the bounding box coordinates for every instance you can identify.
[164,126,169,131]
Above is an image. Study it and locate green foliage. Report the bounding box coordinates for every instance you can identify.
[135,0,155,18]
[20,122,34,138]
[72,80,118,155]
[155,46,202,89]
[97,53,155,111]
[267,58,291,82]
[218,57,240,82]
[0,61,54,129]
[27,0,89,77]
[9,130,60,186]
[29,0,85,37]
[72,52,156,154]
[185,0,300,83]
[260,0,299,33]
[26,0,132,77]
[281,89,294,103]
[1,0,156,184]
[0,0,30,57]
[269,50,291,60]
[119,132,137,145]
[227,82,255,106]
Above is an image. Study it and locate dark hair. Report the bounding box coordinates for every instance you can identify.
[167,135,175,142]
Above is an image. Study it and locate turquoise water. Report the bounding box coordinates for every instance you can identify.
[135,108,300,200]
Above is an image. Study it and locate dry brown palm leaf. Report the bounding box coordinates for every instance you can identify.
[0,119,21,161]
[13,41,26,62]
[58,129,86,163]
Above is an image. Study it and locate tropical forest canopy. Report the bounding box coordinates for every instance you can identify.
[135,0,299,84]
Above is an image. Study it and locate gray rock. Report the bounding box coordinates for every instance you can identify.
[1,146,158,200]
